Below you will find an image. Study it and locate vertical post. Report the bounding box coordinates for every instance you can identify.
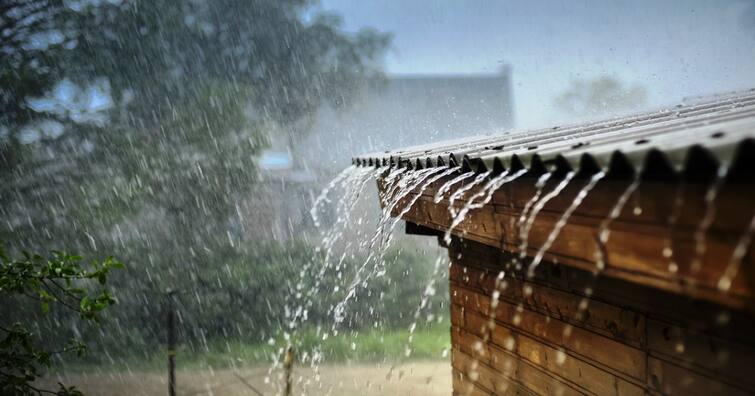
[167,290,176,396]
[284,346,294,396]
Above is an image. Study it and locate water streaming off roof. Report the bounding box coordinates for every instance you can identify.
[5,1,755,394]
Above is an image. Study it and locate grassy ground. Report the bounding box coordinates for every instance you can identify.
[55,322,451,372]
[40,360,452,396]
[39,324,452,395]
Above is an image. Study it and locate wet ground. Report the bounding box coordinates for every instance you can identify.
[40,360,451,395]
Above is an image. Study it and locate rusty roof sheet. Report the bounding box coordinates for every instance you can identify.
[352,89,755,180]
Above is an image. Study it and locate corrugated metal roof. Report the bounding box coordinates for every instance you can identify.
[353,89,755,180]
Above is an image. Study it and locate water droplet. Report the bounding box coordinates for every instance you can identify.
[504,336,515,350]
[563,324,573,337]
[555,349,567,365]
[716,311,731,326]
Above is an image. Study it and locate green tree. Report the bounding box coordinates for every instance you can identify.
[1,0,390,361]
[0,247,123,395]
[554,76,647,117]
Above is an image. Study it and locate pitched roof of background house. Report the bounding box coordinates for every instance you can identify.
[300,71,514,171]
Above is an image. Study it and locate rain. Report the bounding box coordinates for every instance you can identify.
[2,1,755,396]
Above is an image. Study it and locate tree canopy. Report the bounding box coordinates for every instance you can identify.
[1,0,392,367]
[1,0,389,254]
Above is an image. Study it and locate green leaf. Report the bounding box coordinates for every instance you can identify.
[80,296,90,311]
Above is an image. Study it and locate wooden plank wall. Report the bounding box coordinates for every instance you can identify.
[390,174,755,311]
[447,237,755,396]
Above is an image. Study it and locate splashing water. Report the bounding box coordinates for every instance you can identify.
[519,171,577,259]
[310,165,358,228]
[404,256,446,358]
[333,166,450,327]
[381,167,460,248]
[288,166,376,331]
[370,167,445,260]
[690,166,728,273]
[594,175,641,271]
[377,166,410,206]
[527,171,606,278]
[272,165,378,391]
[305,167,378,304]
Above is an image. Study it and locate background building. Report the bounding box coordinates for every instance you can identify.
[252,69,515,240]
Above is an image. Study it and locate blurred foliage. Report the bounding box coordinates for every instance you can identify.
[344,246,448,329]
[53,321,451,374]
[554,76,647,117]
[0,247,122,395]
[95,241,444,363]
[0,236,445,368]
[1,0,390,255]
[0,0,397,369]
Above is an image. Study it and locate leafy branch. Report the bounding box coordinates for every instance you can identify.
[0,246,124,395]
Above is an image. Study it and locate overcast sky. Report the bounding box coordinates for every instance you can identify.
[318,0,755,128]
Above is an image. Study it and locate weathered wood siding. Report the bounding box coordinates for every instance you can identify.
[447,238,755,396]
[388,174,755,310]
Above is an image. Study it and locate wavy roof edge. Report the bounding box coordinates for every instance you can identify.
[352,89,755,181]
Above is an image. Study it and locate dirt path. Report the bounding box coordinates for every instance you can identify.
[40,360,451,395]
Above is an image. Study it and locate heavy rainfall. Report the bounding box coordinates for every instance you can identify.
[2,1,755,395]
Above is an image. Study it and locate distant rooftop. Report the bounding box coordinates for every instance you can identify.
[300,71,514,170]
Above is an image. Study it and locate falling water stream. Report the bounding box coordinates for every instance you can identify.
[447,171,492,218]
[517,173,553,232]
[404,256,446,358]
[378,167,460,251]
[527,171,606,277]
[594,175,641,271]
[662,181,687,275]
[281,164,464,393]
[443,169,528,245]
[690,166,728,273]
[519,171,576,259]
[332,166,451,326]
[270,165,379,393]
[719,212,755,291]
[287,159,753,395]
[434,171,477,203]
[288,166,375,332]
[310,165,358,228]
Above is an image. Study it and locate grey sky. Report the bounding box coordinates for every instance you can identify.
[318,0,755,128]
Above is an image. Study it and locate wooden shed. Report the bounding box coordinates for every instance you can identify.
[354,90,755,395]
